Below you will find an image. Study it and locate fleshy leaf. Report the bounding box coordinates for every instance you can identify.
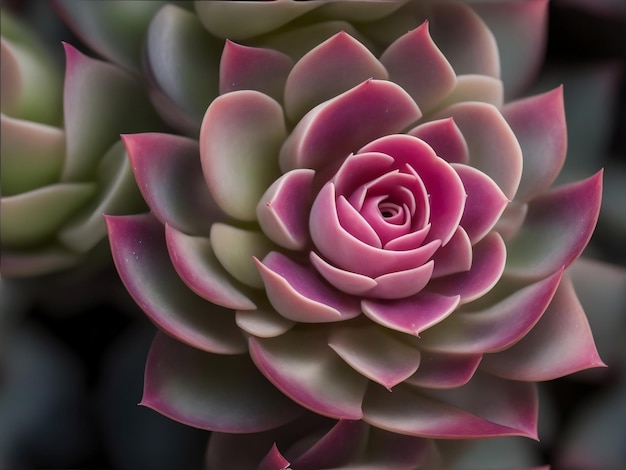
[255,252,361,323]
[428,231,507,303]
[210,223,273,289]
[430,227,473,278]
[408,118,469,165]
[405,351,482,389]
[453,163,509,243]
[419,269,563,354]
[257,169,315,251]
[310,251,377,296]
[503,87,567,202]
[0,23,62,124]
[200,90,285,221]
[332,151,395,196]
[106,214,248,353]
[0,115,64,196]
[62,43,160,181]
[236,306,295,339]
[481,275,606,380]
[505,172,603,280]
[280,79,421,172]
[164,223,257,311]
[144,5,221,133]
[380,21,456,113]
[362,292,460,336]
[124,133,220,235]
[418,372,539,439]
[142,332,302,432]
[329,324,421,390]
[220,40,294,103]
[369,262,435,300]
[284,31,388,123]
[249,328,368,419]
[1,183,95,248]
[568,258,626,363]
[363,380,535,439]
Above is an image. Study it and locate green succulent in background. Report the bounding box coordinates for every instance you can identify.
[1,10,162,278]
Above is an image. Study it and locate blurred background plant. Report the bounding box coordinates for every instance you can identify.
[0,1,624,469]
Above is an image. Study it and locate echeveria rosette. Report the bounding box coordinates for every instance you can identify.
[106,9,604,470]
[0,12,162,278]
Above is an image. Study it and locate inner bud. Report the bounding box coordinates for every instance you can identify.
[379,202,400,219]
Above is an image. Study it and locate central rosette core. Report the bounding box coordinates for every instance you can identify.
[353,165,430,247]
[307,134,467,300]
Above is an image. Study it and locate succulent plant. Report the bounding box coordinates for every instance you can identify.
[97,2,606,467]
[0,10,161,278]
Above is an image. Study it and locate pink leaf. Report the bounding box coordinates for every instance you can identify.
[258,444,290,470]
[380,21,456,113]
[142,332,301,432]
[481,275,606,380]
[504,87,567,202]
[430,227,473,278]
[408,118,469,165]
[405,351,482,389]
[291,420,369,469]
[454,163,509,243]
[280,79,421,172]
[220,40,294,103]
[256,252,361,323]
[257,169,315,250]
[428,231,506,303]
[505,172,603,280]
[124,133,219,235]
[419,269,563,354]
[285,31,388,122]
[105,214,248,353]
[362,291,460,336]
